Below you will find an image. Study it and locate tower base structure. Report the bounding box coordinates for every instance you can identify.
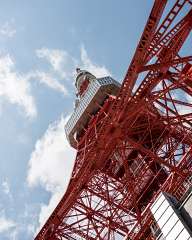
[35,1,192,239]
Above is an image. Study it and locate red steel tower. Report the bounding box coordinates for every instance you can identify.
[35,1,192,239]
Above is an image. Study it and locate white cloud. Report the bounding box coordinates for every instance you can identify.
[27,116,76,228]
[36,48,76,79]
[30,71,68,96]
[0,20,16,38]
[2,180,13,202]
[2,181,10,195]
[0,49,75,117]
[35,46,112,90]
[0,214,16,233]
[0,55,37,118]
[0,45,111,119]
[38,191,63,230]
[9,228,19,240]
[27,224,35,236]
[80,45,111,77]
[34,48,78,95]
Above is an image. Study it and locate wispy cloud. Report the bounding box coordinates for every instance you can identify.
[2,180,13,202]
[0,214,16,233]
[0,49,71,118]
[35,46,111,92]
[0,54,37,118]
[36,48,77,79]
[38,191,63,233]
[0,45,112,119]
[34,48,78,96]
[29,71,68,96]
[80,45,111,77]
[0,20,16,38]
[2,181,10,196]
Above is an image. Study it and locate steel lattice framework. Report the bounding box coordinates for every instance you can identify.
[35,1,192,239]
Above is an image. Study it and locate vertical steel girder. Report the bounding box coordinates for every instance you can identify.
[35,1,192,240]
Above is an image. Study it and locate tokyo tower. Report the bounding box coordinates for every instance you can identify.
[35,1,192,239]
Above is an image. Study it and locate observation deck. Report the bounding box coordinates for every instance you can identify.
[65,69,120,148]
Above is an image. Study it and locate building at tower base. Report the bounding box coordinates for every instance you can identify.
[150,190,192,240]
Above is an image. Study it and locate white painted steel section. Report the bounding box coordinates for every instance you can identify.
[150,192,192,240]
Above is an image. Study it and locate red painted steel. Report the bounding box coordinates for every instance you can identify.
[35,1,192,239]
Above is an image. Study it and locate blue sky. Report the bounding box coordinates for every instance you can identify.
[0,0,189,239]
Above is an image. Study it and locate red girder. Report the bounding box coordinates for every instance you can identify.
[35,1,192,240]
[139,56,192,73]
[145,0,189,62]
[114,0,168,105]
